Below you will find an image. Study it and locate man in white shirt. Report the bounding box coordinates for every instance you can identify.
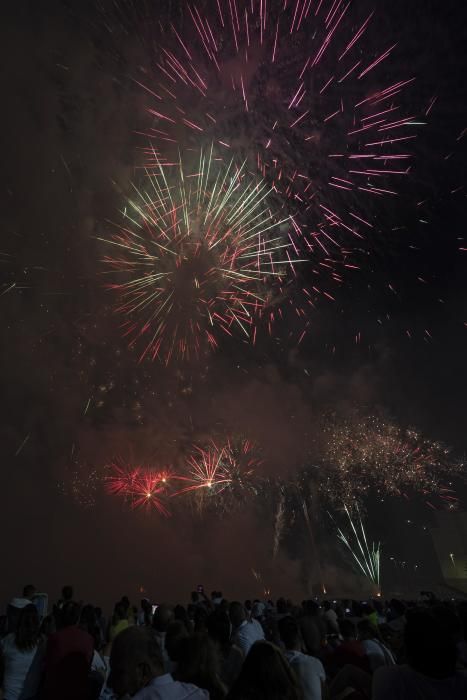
[322,601,339,635]
[108,627,208,700]
[229,601,265,656]
[278,615,326,700]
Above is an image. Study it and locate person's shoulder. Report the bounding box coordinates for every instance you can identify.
[1,632,15,650]
[297,652,325,672]
[175,680,210,697]
[453,670,467,686]
[373,666,408,699]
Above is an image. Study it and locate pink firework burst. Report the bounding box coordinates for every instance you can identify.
[140,0,419,301]
[105,462,172,515]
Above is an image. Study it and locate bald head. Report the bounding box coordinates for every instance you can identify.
[109,627,163,698]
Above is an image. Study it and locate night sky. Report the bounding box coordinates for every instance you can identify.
[1,0,466,609]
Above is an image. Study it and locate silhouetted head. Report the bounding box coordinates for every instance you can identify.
[22,585,36,600]
[340,619,357,640]
[278,616,300,651]
[15,604,39,651]
[165,620,189,662]
[175,634,224,698]
[109,626,163,698]
[207,609,232,648]
[405,605,461,680]
[60,601,81,628]
[152,604,173,633]
[229,601,246,629]
[61,586,73,602]
[303,600,319,616]
[276,598,287,615]
[229,641,301,700]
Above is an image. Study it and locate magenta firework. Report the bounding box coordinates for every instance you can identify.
[140,0,419,298]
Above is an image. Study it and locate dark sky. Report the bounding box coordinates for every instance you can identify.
[0,0,466,609]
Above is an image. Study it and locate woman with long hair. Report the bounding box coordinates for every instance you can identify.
[0,604,42,700]
[175,634,227,700]
[227,641,302,700]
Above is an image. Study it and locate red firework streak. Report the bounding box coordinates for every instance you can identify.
[106,462,173,515]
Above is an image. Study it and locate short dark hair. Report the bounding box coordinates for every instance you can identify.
[276,598,287,614]
[340,619,356,638]
[207,609,231,647]
[109,626,164,692]
[15,604,39,651]
[23,585,36,599]
[303,600,319,615]
[61,601,81,627]
[62,585,73,601]
[278,616,299,649]
[405,606,460,679]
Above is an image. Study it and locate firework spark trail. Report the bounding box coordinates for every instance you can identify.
[331,504,381,588]
[140,0,419,302]
[273,487,285,558]
[14,433,30,457]
[100,146,299,363]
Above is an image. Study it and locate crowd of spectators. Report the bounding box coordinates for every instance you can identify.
[1,583,467,699]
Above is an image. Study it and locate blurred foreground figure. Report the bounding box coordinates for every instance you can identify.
[108,626,208,699]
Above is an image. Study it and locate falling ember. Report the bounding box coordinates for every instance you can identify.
[100,146,299,363]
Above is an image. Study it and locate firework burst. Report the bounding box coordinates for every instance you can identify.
[318,413,464,509]
[105,461,172,515]
[140,1,419,298]
[101,146,297,363]
[177,437,261,512]
[58,457,100,509]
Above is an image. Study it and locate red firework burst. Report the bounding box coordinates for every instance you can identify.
[105,462,172,515]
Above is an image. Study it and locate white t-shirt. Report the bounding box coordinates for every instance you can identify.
[361,639,395,671]
[373,665,467,700]
[92,650,108,677]
[232,619,265,657]
[133,674,209,699]
[323,609,339,633]
[1,634,38,700]
[284,650,325,700]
